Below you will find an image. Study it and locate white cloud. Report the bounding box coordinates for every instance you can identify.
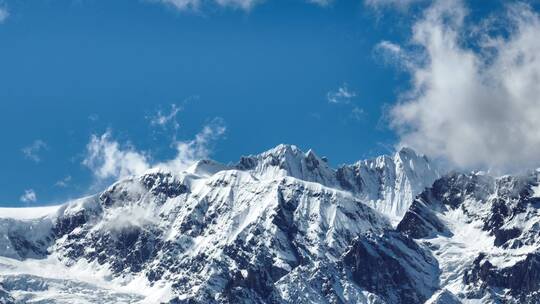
[307,0,332,7]
[377,40,402,54]
[83,132,151,180]
[156,0,260,11]
[350,106,364,121]
[22,140,48,163]
[83,119,226,182]
[327,83,364,121]
[99,204,160,232]
[0,7,9,23]
[20,189,37,203]
[214,0,261,10]
[387,1,540,172]
[149,104,181,131]
[365,0,424,10]
[375,40,413,69]
[327,83,357,104]
[55,176,72,188]
[156,0,328,12]
[158,118,226,171]
[158,0,201,11]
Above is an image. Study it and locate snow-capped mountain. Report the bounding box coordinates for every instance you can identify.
[236,144,440,225]
[5,144,537,303]
[336,147,440,225]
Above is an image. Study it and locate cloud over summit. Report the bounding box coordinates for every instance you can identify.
[385,1,540,173]
[83,119,226,183]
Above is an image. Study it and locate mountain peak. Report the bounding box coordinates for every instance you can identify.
[0,143,446,303]
[335,147,440,225]
[264,143,301,155]
[396,146,418,156]
[186,159,230,177]
[235,144,336,185]
[232,144,440,224]
[395,146,430,163]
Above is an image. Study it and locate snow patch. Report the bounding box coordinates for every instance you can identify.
[0,205,61,220]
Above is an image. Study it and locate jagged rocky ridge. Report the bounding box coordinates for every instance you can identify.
[0,145,438,303]
[3,144,540,303]
[235,144,440,225]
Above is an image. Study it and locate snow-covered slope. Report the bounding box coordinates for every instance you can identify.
[0,145,442,303]
[398,171,540,303]
[237,144,440,225]
[0,206,61,220]
[337,147,440,225]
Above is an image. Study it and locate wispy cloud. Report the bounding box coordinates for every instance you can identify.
[156,0,329,12]
[375,40,412,69]
[22,140,48,163]
[83,131,151,181]
[214,0,261,11]
[55,176,72,188]
[376,40,402,54]
[327,83,357,104]
[88,114,99,122]
[306,0,332,7]
[157,118,226,172]
[365,0,424,10]
[327,83,365,122]
[158,0,201,11]
[156,0,260,11]
[83,119,226,182]
[20,189,37,203]
[350,106,364,121]
[0,6,9,24]
[386,0,540,172]
[309,112,322,120]
[149,104,181,131]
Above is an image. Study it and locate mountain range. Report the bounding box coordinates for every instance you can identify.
[1,144,539,303]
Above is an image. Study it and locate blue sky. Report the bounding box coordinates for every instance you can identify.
[2,0,540,206]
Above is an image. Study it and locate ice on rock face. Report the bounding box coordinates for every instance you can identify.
[336,147,440,225]
[235,144,337,187]
[4,144,540,303]
[0,144,443,304]
[186,159,231,177]
[398,170,540,303]
[0,209,58,260]
[0,283,15,304]
[236,144,439,225]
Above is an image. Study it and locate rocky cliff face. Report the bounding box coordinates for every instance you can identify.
[336,147,440,225]
[10,144,529,304]
[48,165,420,303]
[399,171,540,303]
[236,144,440,225]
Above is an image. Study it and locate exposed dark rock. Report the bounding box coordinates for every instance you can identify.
[464,252,540,302]
[6,232,49,260]
[53,210,91,237]
[493,227,521,247]
[397,198,449,239]
[0,283,15,304]
[141,172,189,198]
[342,231,439,304]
